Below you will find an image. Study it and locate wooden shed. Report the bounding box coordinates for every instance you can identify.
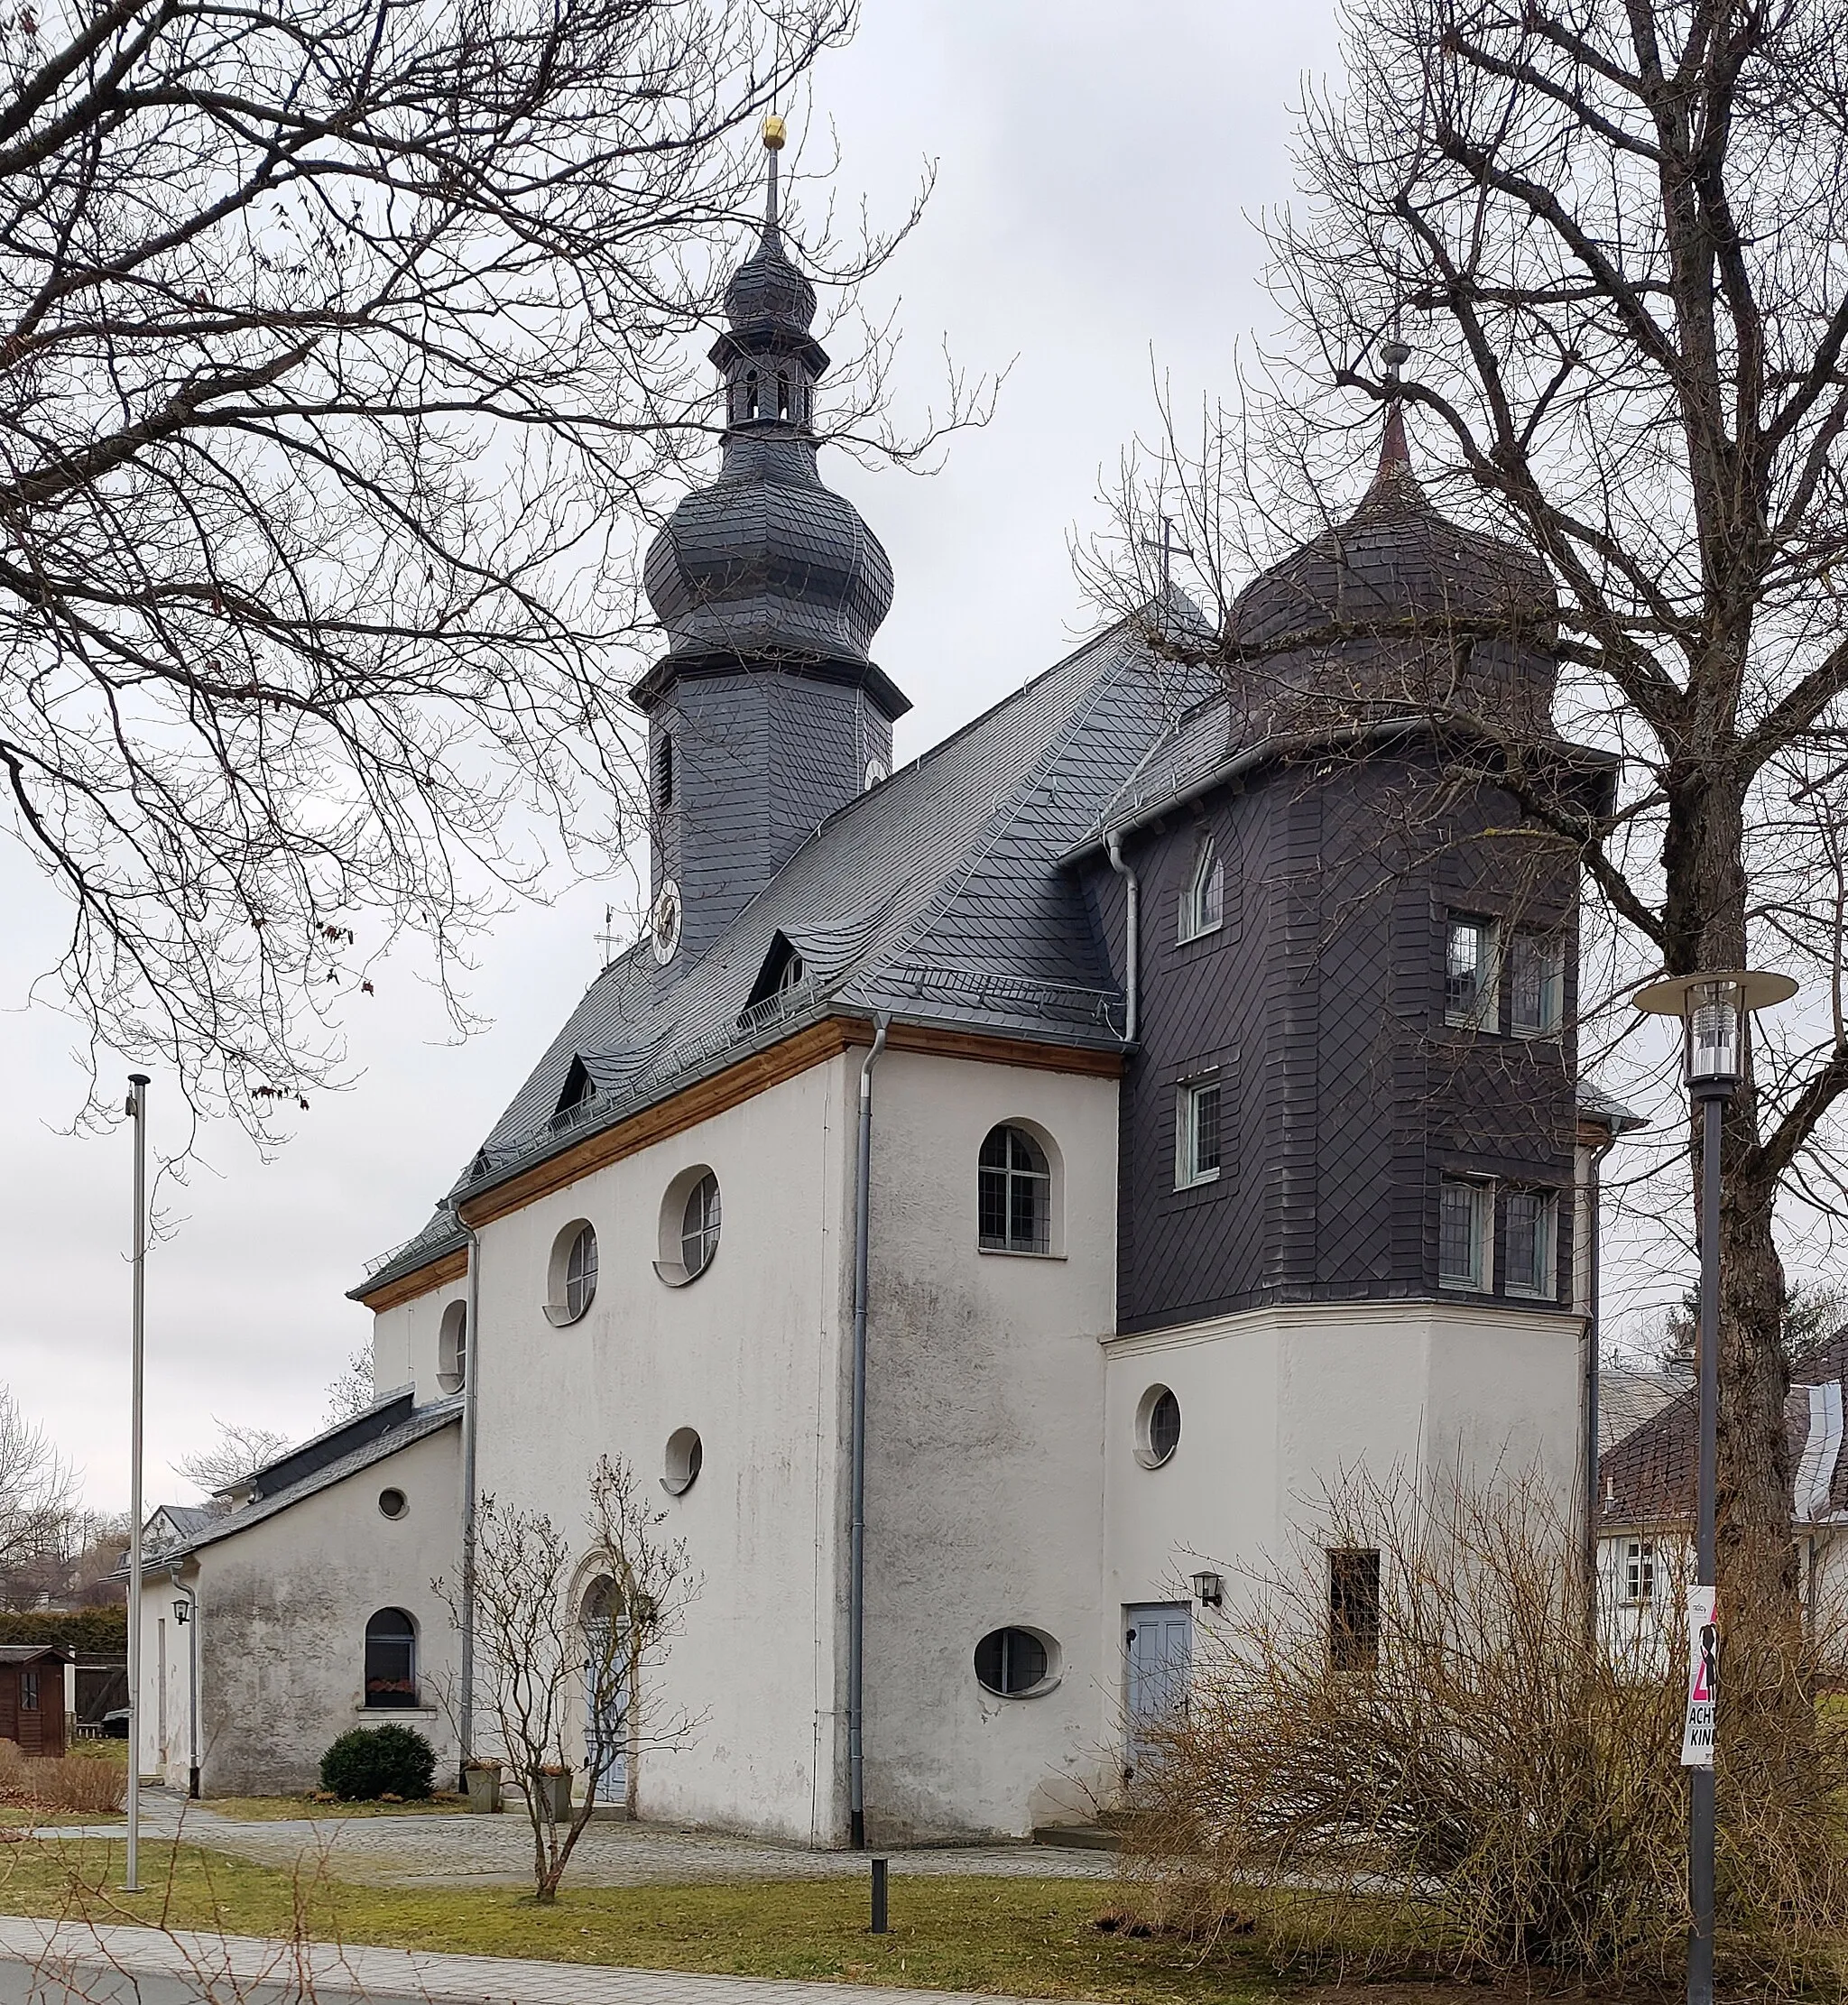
[0,1644,71,1756]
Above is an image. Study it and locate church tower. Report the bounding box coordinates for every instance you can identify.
[635,119,908,970]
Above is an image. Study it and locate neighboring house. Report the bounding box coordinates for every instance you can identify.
[138,140,1628,1836]
[1598,1336,1848,1668]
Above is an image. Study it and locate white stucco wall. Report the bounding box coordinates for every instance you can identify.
[143,1422,462,1796]
[460,1053,856,1844]
[371,1280,468,1409]
[1103,1300,1583,1775]
[860,1050,1118,1843]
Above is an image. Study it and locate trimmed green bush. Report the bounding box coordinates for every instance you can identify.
[318,1723,436,1801]
[0,1608,127,1653]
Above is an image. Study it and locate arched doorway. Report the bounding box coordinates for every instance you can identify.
[580,1578,630,1808]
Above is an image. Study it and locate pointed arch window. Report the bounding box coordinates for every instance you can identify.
[1179,835,1224,942]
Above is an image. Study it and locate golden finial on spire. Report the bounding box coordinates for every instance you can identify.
[762,114,787,151]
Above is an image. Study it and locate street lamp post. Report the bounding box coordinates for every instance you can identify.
[1634,970,1796,2005]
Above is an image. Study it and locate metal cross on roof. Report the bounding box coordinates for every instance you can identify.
[1141,513,1193,596]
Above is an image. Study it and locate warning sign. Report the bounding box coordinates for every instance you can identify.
[1681,1584,1719,1769]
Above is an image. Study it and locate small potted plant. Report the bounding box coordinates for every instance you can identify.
[463,1758,503,1814]
[533,1762,572,1822]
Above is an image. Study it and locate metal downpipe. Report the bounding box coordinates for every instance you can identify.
[457,1213,482,1788]
[848,1012,890,1850]
[1105,832,1140,1044]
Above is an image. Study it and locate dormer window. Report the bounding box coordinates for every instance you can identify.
[554,1058,596,1123]
[740,932,808,1022]
[1179,835,1224,942]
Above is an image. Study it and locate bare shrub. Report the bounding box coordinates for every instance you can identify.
[0,1742,125,1816]
[437,1452,700,1900]
[1118,1468,1848,1993]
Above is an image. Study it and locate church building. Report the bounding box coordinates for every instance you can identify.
[138,129,1622,1843]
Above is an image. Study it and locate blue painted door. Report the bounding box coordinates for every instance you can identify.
[582,1611,629,1806]
[1123,1603,1193,1776]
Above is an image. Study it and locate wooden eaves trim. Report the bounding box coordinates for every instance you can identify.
[356,1014,1123,1310]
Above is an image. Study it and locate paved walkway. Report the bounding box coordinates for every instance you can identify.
[39,1796,1115,1892]
[0,1917,1054,2003]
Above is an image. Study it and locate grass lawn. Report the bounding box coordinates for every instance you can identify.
[0,1835,1297,2001]
[200,1794,471,1821]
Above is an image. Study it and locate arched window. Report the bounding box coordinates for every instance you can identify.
[437,1300,467,1393]
[776,370,790,419]
[364,1608,418,1708]
[681,1172,721,1278]
[565,1224,597,1317]
[978,1124,1050,1254]
[744,368,759,420]
[1179,835,1224,942]
[545,1220,597,1325]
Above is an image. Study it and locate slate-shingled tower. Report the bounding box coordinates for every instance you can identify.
[635,120,908,968]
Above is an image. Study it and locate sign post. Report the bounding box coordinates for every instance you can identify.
[1680,1584,1718,1769]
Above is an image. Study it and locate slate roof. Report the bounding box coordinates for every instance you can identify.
[1599,1331,1848,1527]
[1600,1369,1686,1453]
[357,624,1214,1298]
[152,1396,464,1560]
[1230,427,1557,655]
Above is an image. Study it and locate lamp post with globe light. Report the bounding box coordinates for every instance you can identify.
[1633,970,1797,2005]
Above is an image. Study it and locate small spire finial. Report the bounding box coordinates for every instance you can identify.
[761,114,785,231]
[1378,290,1412,473]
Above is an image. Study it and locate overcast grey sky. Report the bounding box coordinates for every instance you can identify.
[15,0,1674,1516]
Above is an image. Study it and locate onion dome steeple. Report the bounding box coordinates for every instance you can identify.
[1226,366,1558,734]
[636,118,901,701]
[633,122,910,974]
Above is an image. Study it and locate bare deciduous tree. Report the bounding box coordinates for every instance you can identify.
[1084,0,1848,1646]
[439,1452,699,1900]
[0,1386,76,1596]
[320,1346,374,1426]
[171,1418,290,1496]
[0,0,981,1132]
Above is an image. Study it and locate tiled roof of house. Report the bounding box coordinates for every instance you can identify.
[356,623,1215,1297]
[1600,1368,1686,1453]
[1599,1330,1848,1527]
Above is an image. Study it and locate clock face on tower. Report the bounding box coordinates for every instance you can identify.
[650,880,682,966]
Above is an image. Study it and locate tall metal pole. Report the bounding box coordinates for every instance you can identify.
[1689,1084,1724,2005]
[125,1073,150,1893]
[847,1013,889,1851]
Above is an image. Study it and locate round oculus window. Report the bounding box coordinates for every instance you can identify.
[377,1487,408,1520]
[680,1171,720,1279]
[1135,1384,1181,1469]
[662,1427,703,1496]
[974,1626,1054,1697]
